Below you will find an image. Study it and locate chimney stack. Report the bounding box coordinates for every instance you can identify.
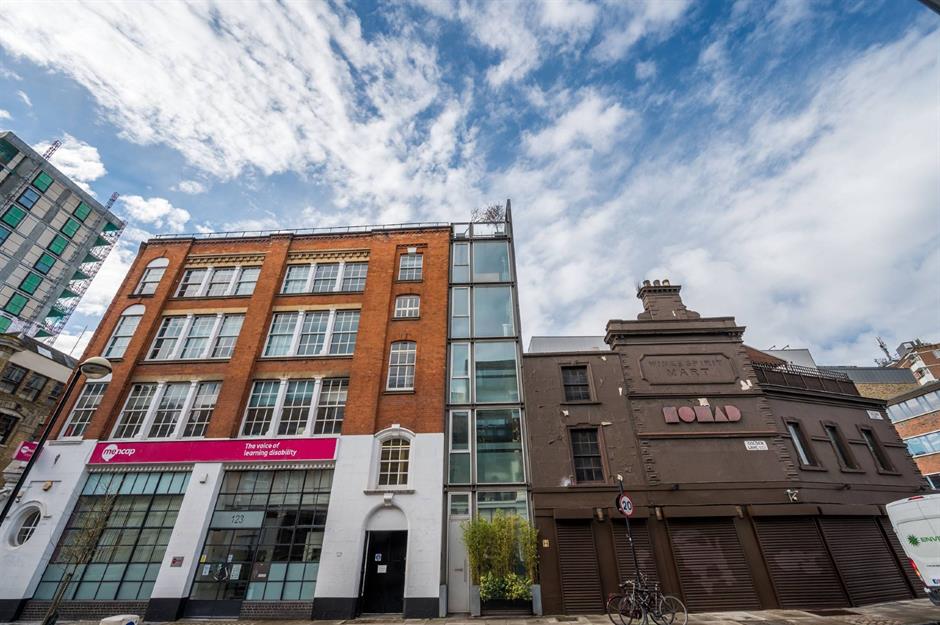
[636,279,700,321]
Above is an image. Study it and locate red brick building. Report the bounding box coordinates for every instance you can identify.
[888,381,940,489]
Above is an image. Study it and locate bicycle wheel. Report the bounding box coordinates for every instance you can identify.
[607,594,626,625]
[619,592,644,625]
[651,594,687,625]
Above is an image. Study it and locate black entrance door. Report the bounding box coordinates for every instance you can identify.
[361,530,407,614]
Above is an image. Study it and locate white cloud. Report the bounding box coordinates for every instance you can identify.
[635,60,657,80]
[121,195,191,232]
[0,109,10,120]
[174,179,207,194]
[523,91,632,157]
[52,329,92,360]
[592,0,691,61]
[34,133,107,194]
[15,89,31,107]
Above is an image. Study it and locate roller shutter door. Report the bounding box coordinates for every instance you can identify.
[878,517,923,598]
[556,522,605,613]
[612,521,659,583]
[754,517,848,608]
[669,519,761,612]
[820,517,913,605]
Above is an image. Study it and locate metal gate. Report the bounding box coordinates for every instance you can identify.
[819,517,913,605]
[878,516,925,598]
[668,519,761,612]
[556,521,605,613]
[611,521,659,583]
[754,517,848,608]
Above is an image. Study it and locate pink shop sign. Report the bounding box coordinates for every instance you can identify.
[88,438,338,465]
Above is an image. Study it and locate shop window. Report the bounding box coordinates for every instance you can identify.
[4,293,28,315]
[12,507,41,546]
[393,294,420,318]
[60,382,108,438]
[824,424,858,470]
[17,188,40,210]
[134,258,168,295]
[398,253,423,281]
[0,412,17,445]
[861,428,894,472]
[48,234,68,256]
[378,438,410,486]
[474,341,519,403]
[562,365,592,402]
[33,471,189,602]
[74,201,93,222]
[785,420,817,467]
[104,305,144,359]
[0,363,27,393]
[571,428,604,482]
[2,205,26,228]
[472,240,511,282]
[191,469,331,602]
[449,343,470,404]
[473,286,514,337]
[240,378,347,437]
[32,171,54,192]
[387,341,416,390]
[18,372,48,402]
[476,409,523,483]
[449,410,471,484]
[34,252,56,274]
[477,490,527,520]
[19,272,42,295]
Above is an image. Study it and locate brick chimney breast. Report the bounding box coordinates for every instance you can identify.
[636,279,701,321]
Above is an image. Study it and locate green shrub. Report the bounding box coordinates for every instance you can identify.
[479,572,533,601]
[461,512,540,599]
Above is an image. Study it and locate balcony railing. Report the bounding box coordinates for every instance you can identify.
[752,362,859,396]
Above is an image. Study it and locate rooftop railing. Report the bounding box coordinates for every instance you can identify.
[150,221,453,241]
[752,362,859,396]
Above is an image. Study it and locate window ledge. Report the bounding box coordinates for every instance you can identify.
[259,354,355,361]
[384,389,416,395]
[395,279,423,284]
[363,488,415,495]
[50,438,85,445]
[561,400,601,406]
[129,293,155,299]
[142,357,233,364]
[391,316,421,321]
[170,294,254,301]
[277,290,365,297]
[798,464,828,472]
[875,469,902,476]
[838,467,865,474]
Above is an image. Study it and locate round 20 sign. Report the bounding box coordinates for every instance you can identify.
[616,493,634,517]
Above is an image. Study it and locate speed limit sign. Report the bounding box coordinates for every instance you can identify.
[616,493,634,517]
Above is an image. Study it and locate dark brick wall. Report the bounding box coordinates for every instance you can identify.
[239,601,313,619]
[19,600,147,621]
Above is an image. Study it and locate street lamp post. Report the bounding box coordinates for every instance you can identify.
[617,474,642,583]
[0,356,112,527]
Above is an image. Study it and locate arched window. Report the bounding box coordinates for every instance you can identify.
[134,257,168,295]
[386,341,416,390]
[393,295,420,319]
[104,304,145,359]
[378,438,411,486]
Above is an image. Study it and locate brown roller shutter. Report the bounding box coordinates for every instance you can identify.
[556,521,605,613]
[668,519,761,612]
[754,517,848,608]
[878,516,924,597]
[820,517,913,605]
[612,521,659,583]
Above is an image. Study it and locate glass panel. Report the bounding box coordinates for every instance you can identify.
[476,409,523,483]
[473,286,514,337]
[477,490,527,520]
[450,288,470,338]
[472,241,511,282]
[452,242,470,282]
[474,341,519,403]
[449,454,471,484]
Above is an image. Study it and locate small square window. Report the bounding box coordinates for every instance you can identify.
[33,172,54,192]
[19,273,42,295]
[2,205,27,228]
[17,188,40,209]
[61,218,81,238]
[34,253,56,275]
[48,234,69,256]
[74,201,92,222]
[4,293,28,315]
[398,253,423,281]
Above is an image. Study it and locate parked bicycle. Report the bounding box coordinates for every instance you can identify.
[606,573,687,625]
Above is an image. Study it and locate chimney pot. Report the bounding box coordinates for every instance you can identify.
[653,279,661,286]
[643,280,651,287]
[662,279,670,285]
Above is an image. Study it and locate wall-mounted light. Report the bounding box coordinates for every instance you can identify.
[786,488,800,502]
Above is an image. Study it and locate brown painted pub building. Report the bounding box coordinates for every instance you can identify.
[525,281,927,614]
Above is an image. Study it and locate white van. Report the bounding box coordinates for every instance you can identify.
[886,493,940,605]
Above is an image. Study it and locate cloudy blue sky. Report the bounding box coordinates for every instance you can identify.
[0,0,936,364]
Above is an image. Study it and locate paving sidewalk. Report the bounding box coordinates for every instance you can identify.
[5,599,938,625]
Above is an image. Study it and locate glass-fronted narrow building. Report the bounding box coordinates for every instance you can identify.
[443,205,528,614]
